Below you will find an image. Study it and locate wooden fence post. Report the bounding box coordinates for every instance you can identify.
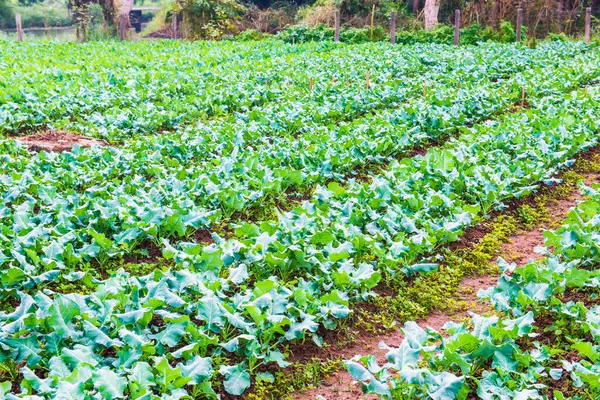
[15,14,23,42]
[585,7,591,44]
[334,10,340,42]
[454,10,460,46]
[119,14,126,41]
[516,8,523,42]
[181,13,186,39]
[370,4,375,38]
[390,11,396,44]
[172,12,178,39]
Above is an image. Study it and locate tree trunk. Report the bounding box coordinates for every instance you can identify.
[117,0,133,32]
[120,0,134,15]
[424,0,440,29]
[413,0,419,15]
[490,0,499,28]
[72,0,90,42]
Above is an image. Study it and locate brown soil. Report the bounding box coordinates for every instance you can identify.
[16,131,106,152]
[121,239,164,265]
[560,287,600,307]
[457,275,497,315]
[193,229,216,244]
[500,227,547,266]
[145,27,177,39]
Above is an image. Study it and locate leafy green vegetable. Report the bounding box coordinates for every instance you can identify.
[1,39,599,398]
[348,185,600,399]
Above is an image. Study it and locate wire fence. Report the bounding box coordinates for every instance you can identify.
[456,2,600,38]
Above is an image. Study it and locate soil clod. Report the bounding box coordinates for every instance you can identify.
[16,131,106,152]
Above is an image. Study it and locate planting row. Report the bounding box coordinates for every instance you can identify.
[0,41,592,139]
[348,184,600,399]
[1,87,599,397]
[2,47,599,290]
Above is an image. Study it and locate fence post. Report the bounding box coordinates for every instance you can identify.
[454,10,460,46]
[15,14,23,42]
[119,14,126,41]
[516,8,523,42]
[585,7,591,44]
[172,12,178,39]
[390,11,396,44]
[181,13,186,39]
[334,10,340,42]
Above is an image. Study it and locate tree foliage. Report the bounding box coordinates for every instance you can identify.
[176,0,246,38]
[0,0,14,29]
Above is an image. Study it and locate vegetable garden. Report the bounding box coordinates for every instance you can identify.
[1,38,600,399]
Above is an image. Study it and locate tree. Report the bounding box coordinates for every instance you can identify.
[176,0,245,39]
[0,0,14,30]
[95,0,120,34]
[423,0,439,28]
[120,0,134,16]
[71,0,93,41]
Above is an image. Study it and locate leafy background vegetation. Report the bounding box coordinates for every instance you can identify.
[0,0,597,42]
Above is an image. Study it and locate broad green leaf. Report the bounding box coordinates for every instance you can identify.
[219,364,250,396]
[94,367,127,398]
